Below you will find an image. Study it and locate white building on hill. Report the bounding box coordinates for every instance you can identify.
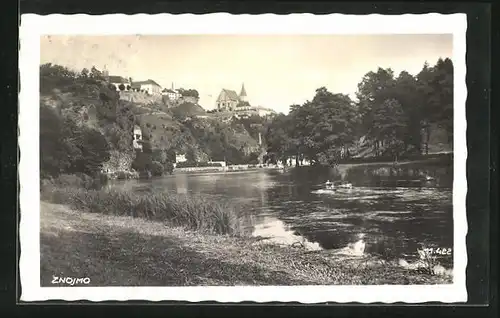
[132,125,143,151]
[233,105,276,118]
[107,75,131,91]
[176,154,187,163]
[161,83,182,100]
[132,79,162,95]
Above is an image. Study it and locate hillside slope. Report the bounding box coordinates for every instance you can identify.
[39,64,271,169]
[127,99,266,163]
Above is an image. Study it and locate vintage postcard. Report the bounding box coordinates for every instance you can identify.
[19,13,467,303]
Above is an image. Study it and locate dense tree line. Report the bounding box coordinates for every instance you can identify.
[40,63,107,96]
[264,58,453,166]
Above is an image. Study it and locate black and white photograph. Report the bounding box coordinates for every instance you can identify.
[19,13,467,303]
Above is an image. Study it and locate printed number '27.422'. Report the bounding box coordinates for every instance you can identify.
[424,248,452,255]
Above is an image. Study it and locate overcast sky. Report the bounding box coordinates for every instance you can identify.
[40,34,452,113]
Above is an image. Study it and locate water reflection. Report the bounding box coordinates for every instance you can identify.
[108,162,453,264]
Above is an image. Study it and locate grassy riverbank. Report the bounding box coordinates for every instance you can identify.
[40,184,452,286]
[40,202,451,286]
[41,184,240,235]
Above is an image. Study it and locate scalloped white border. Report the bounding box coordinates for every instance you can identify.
[19,13,468,303]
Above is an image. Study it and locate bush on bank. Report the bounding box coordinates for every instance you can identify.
[41,174,240,235]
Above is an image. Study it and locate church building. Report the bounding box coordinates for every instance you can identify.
[216,83,248,111]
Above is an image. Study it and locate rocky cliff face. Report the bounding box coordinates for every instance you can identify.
[119,91,163,105]
[101,150,135,174]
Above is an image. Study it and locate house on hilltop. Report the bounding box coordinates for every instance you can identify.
[254,106,276,117]
[233,105,276,119]
[162,83,182,100]
[132,79,162,95]
[162,88,182,100]
[107,76,131,91]
[101,66,131,91]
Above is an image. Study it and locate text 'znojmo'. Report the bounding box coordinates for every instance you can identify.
[52,276,90,286]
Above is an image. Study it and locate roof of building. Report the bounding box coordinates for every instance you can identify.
[132,79,162,87]
[239,83,247,97]
[108,76,130,83]
[218,89,240,101]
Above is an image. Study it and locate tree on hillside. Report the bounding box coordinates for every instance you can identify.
[356,67,398,155]
[185,147,198,163]
[239,115,267,139]
[69,127,111,175]
[40,63,80,94]
[289,102,319,164]
[287,88,358,165]
[141,139,153,154]
[103,120,133,153]
[416,58,454,153]
[151,148,175,175]
[371,98,407,157]
[90,66,105,80]
[118,84,126,91]
[314,89,358,162]
[98,83,120,109]
[428,58,454,143]
[264,113,294,164]
[393,70,422,153]
[416,62,436,154]
[80,68,89,79]
[131,151,153,173]
[181,89,200,98]
[40,105,76,177]
[40,63,78,79]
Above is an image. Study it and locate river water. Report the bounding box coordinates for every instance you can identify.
[108,160,453,266]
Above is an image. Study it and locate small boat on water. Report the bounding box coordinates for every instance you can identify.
[322,180,353,191]
[325,180,334,190]
[334,181,353,189]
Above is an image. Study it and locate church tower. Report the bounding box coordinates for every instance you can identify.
[239,83,247,102]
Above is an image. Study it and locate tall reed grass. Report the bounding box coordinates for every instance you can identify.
[41,181,241,235]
